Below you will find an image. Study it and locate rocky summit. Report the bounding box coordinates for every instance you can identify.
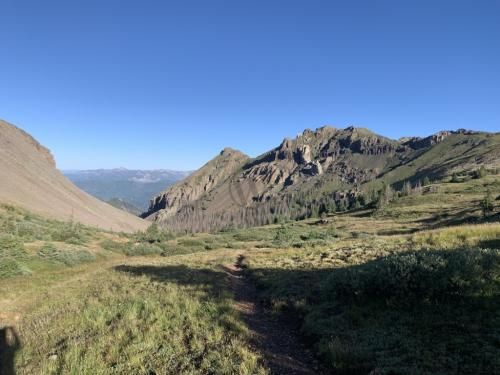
[144,126,500,232]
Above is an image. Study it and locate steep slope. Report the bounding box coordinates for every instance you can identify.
[0,120,148,232]
[147,126,499,233]
[107,198,142,216]
[143,147,249,220]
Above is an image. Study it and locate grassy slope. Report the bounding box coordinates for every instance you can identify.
[239,176,500,375]
[0,207,267,374]
[1,174,499,374]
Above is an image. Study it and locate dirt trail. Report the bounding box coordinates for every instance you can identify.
[222,254,327,375]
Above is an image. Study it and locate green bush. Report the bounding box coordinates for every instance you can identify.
[37,243,95,266]
[472,166,487,179]
[13,221,47,241]
[299,248,500,374]
[0,234,31,278]
[321,248,499,306]
[50,222,88,245]
[480,191,494,218]
[0,234,28,259]
[100,239,132,254]
[300,225,340,241]
[232,227,275,242]
[135,223,175,244]
[0,258,32,278]
[123,243,163,256]
[274,224,295,245]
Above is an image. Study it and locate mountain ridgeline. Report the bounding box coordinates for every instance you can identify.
[0,120,148,233]
[144,126,500,232]
[64,169,190,211]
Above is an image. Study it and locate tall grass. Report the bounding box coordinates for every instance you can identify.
[14,254,267,375]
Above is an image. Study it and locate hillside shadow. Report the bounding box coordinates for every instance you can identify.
[114,249,499,375]
[0,327,21,375]
[114,264,226,300]
[418,208,500,230]
[115,263,328,374]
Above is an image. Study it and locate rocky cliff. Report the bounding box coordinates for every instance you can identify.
[146,126,500,232]
[143,147,249,220]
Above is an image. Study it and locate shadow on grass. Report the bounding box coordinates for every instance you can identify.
[114,264,226,300]
[0,327,21,375]
[114,248,500,375]
[244,249,500,375]
[407,206,500,231]
[115,263,326,375]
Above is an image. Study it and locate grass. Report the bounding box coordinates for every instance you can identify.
[1,174,500,374]
[13,252,267,374]
[243,230,500,374]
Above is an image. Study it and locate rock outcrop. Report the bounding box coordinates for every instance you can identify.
[146,125,499,232]
[144,147,249,219]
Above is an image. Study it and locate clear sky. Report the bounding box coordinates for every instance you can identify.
[1,0,499,170]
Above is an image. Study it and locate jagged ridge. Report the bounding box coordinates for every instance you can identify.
[146,126,500,232]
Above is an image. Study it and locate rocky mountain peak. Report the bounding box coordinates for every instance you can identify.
[146,125,499,233]
[220,147,243,156]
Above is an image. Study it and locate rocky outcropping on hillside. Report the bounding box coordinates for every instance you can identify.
[146,125,499,232]
[143,147,249,219]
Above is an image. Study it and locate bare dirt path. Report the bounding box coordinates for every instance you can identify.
[222,254,327,375]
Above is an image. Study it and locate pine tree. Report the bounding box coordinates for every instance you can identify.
[402,181,412,196]
[480,191,494,218]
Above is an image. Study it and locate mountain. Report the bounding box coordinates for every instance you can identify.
[107,198,142,216]
[145,148,249,220]
[145,126,500,232]
[64,169,190,211]
[0,120,148,232]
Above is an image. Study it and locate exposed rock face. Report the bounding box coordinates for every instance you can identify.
[144,147,249,219]
[302,161,323,176]
[403,130,456,150]
[296,145,312,164]
[0,120,148,232]
[147,125,499,232]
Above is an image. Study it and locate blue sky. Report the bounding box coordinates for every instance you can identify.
[1,0,499,170]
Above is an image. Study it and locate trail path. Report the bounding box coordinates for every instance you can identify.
[222,254,327,375]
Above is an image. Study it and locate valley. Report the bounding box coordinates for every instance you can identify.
[2,2,499,373]
[1,171,499,374]
[64,169,190,213]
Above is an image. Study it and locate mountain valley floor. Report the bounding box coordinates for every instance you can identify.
[0,174,499,374]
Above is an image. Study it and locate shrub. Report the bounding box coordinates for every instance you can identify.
[14,221,47,241]
[135,223,175,244]
[0,259,32,278]
[0,235,31,277]
[100,239,132,254]
[472,166,487,179]
[50,222,88,245]
[274,224,295,245]
[321,248,500,307]
[37,243,95,266]
[480,191,494,218]
[123,243,163,256]
[0,234,28,259]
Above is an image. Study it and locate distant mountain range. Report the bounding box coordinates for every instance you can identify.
[144,126,500,232]
[64,169,191,211]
